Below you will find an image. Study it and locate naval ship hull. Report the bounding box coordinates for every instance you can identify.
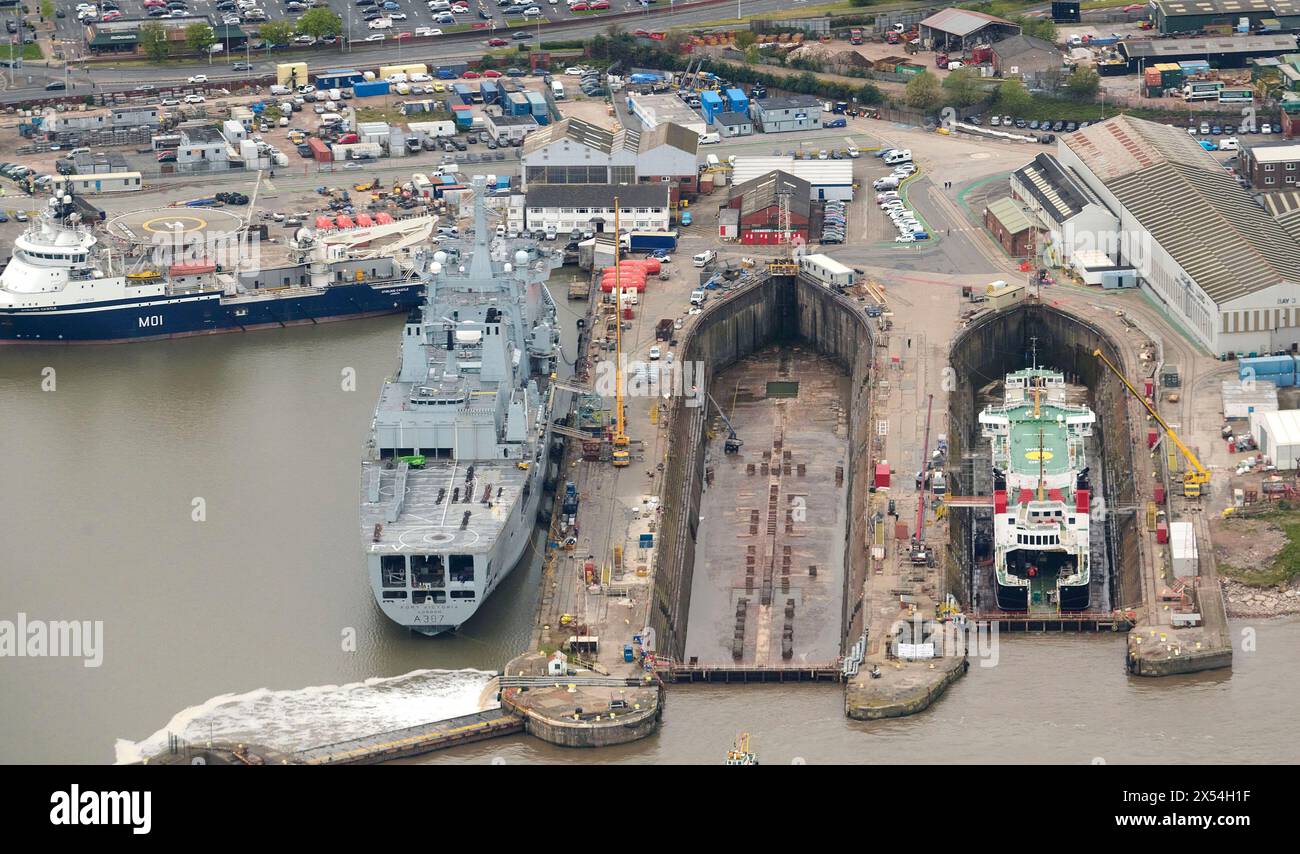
[0,282,425,343]
[367,451,549,635]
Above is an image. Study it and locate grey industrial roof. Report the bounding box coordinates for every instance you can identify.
[1012,153,1101,223]
[1121,34,1298,59]
[986,197,1034,234]
[1153,0,1300,17]
[1068,116,1300,303]
[714,111,751,126]
[489,114,538,127]
[919,8,1017,37]
[728,170,811,220]
[1240,139,1300,162]
[623,121,699,155]
[522,117,614,156]
[754,95,823,112]
[992,34,1063,64]
[1258,188,1300,239]
[181,126,225,143]
[524,183,669,209]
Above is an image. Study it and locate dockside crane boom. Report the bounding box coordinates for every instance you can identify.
[611,200,630,468]
[1092,348,1209,498]
[706,392,743,453]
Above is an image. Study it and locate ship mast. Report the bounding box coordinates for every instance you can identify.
[611,199,630,468]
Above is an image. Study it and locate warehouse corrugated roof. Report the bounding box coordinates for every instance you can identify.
[730,156,853,187]
[1122,34,1297,60]
[986,197,1034,234]
[1070,117,1300,303]
[1012,153,1100,223]
[919,8,1015,37]
[727,170,811,220]
[524,184,669,209]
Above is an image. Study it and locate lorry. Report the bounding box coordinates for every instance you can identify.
[849,27,863,45]
[621,230,678,251]
[655,318,674,341]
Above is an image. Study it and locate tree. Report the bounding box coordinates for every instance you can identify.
[1017,17,1056,42]
[744,44,761,65]
[942,66,984,107]
[40,0,53,20]
[185,22,216,55]
[995,78,1032,117]
[1065,65,1100,100]
[734,30,756,50]
[296,8,342,40]
[1040,64,1065,97]
[139,22,170,63]
[905,71,942,110]
[259,21,295,48]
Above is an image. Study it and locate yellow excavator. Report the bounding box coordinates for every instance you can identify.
[1093,348,1209,498]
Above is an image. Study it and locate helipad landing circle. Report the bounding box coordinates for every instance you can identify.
[107,207,246,247]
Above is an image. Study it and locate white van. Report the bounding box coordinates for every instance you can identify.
[689,289,707,305]
[320,112,344,126]
[698,132,721,145]
[692,249,716,267]
[873,176,900,191]
[883,149,912,165]
[270,84,291,96]
[551,80,565,99]
[328,88,342,102]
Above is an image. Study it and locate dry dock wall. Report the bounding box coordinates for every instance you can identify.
[947,303,1144,612]
[652,276,875,660]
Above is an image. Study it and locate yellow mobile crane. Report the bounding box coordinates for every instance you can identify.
[1093,348,1209,498]
[611,200,630,468]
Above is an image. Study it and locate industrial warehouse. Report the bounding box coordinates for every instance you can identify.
[1056,116,1300,354]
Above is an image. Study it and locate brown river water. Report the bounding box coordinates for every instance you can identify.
[1,317,1296,764]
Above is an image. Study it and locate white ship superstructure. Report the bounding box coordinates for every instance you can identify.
[979,367,1096,612]
[360,177,561,634]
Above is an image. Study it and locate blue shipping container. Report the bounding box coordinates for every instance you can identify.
[507,92,530,116]
[480,80,500,105]
[1239,355,1296,378]
[352,81,390,98]
[315,69,364,89]
[700,90,724,123]
[725,87,749,114]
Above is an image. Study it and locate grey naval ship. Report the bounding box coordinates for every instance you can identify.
[361,176,563,635]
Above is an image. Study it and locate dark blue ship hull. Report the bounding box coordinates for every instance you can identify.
[0,281,425,343]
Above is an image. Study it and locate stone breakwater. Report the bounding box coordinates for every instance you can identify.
[1221,578,1300,618]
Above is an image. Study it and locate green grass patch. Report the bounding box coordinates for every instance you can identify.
[0,43,45,61]
[354,105,409,124]
[1218,510,1300,588]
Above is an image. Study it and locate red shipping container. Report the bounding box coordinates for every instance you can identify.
[1147,428,1159,448]
[894,522,908,541]
[1075,489,1089,513]
[994,489,1007,514]
[874,462,890,488]
[308,137,332,163]
[1156,521,1168,544]
[1144,378,1154,398]
[1153,483,1165,503]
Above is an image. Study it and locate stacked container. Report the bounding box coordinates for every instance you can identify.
[1239,354,1296,387]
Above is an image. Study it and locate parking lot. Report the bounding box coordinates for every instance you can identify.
[47,0,660,53]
